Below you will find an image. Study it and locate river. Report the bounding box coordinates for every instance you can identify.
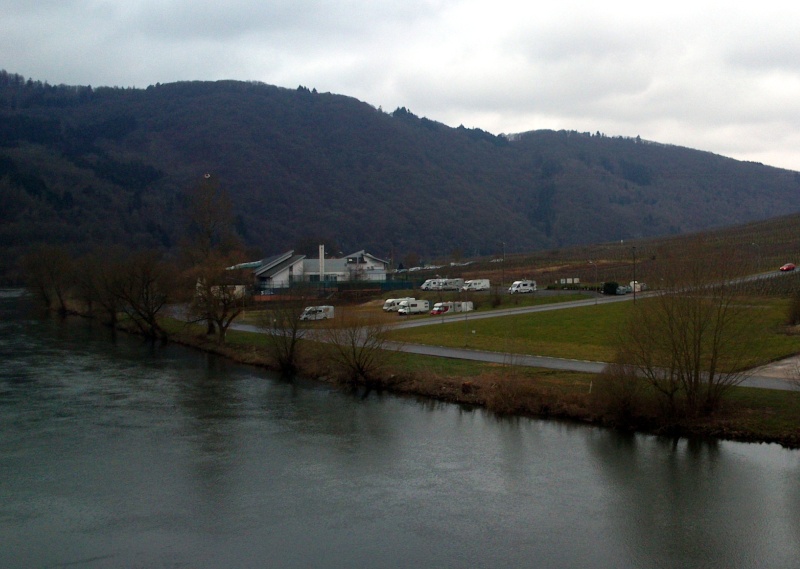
[2,290,799,568]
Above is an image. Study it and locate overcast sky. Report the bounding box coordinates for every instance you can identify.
[4,1,800,170]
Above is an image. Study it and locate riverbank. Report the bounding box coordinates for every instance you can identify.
[158,318,800,450]
[26,287,800,450]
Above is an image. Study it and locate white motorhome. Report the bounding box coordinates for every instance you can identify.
[299,305,335,321]
[430,301,474,315]
[420,278,464,291]
[508,280,537,294]
[397,299,430,315]
[441,278,465,290]
[382,297,415,312]
[461,279,490,292]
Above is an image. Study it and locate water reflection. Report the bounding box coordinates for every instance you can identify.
[586,430,800,568]
[2,291,800,569]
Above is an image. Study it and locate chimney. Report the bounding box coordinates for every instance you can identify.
[319,244,325,282]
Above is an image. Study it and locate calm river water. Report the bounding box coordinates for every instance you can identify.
[2,290,800,569]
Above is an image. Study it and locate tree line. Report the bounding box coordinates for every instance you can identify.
[20,175,246,343]
[20,173,396,385]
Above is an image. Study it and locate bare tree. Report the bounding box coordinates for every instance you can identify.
[113,250,176,340]
[613,255,759,417]
[20,244,74,314]
[257,294,313,376]
[73,246,127,327]
[182,174,238,264]
[181,174,244,340]
[323,311,394,386]
[188,252,247,344]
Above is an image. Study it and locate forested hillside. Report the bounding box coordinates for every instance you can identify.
[2,71,800,281]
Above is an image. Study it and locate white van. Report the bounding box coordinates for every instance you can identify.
[461,279,490,292]
[508,280,537,294]
[299,305,335,321]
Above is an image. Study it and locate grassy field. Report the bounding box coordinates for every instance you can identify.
[386,295,800,366]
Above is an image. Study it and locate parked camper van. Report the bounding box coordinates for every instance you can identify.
[299,305,335,321]
[397,299,430,315]
[441,278,465,291]
[430,301,474,315]
[382,297,415,312]
[461,279,490,292]
[420,278,464,291]
[508,280,537,294]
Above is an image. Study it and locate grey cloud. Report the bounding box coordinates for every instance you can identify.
[2,1,800,170]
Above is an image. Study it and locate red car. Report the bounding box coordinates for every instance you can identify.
[780,263,796,271]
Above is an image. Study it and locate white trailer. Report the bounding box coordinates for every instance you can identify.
[461,279,490,292]
[382,297,415,312]
[299,305,335,321]
[397,299,430,315]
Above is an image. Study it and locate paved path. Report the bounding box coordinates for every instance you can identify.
[385,341,607,373]
[385,341,797,391]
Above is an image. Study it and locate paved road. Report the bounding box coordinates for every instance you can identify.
[390,292,631,329]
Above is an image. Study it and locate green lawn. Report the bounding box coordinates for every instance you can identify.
[387,296,800,366]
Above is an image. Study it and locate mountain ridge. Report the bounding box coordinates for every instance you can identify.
[1,71,799,276]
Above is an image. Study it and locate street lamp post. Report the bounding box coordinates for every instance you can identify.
[501,241,505,290]
[588,260,598,305]
[632,247,637,304]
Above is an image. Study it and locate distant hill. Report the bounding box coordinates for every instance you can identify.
[2,71,800,279]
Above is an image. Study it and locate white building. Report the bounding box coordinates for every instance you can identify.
[253,251,306,292]
[303,248,389,283]
[252,248,389,292]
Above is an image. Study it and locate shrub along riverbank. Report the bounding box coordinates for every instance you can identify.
[157,313,800,450]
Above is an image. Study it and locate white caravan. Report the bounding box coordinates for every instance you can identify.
[430,301,474,315]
